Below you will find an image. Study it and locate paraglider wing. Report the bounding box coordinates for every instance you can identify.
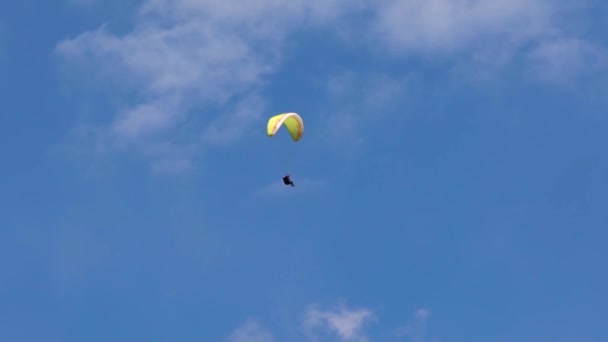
[267,112,304,141]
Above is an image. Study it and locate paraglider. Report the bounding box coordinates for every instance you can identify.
[267,112,303,187]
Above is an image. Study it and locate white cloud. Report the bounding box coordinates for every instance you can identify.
[320,71,408,145]
[526,37,608,83]
[56,0,606,170]
[394,307,434,342]
[325,71,407,113]
[366,0,608,86]
[55,0,362,170]
[226,304,439,342]
[416,308,431,320]
[228,319,274,342]
[202,93,266,145]
[304,303,375,341]
[111,96,182,139]
[369,0,555,55]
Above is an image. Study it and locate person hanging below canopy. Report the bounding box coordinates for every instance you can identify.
[282,173,295,187]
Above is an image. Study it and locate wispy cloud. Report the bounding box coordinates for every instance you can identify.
[320,70,408,145]
[526,37,608,84]
[394,308,435,342]
[368,0,555,55]
[366,0,608,85]
[325,71,407,115]
[303,303,376,341]
[55,0,606,170]
[226,303,438,342]
[228,319,274,342]
[55,0,361,170]
[202,93,266,145]
[55,12,277,169]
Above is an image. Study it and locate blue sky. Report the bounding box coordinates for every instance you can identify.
[1,0,608,341]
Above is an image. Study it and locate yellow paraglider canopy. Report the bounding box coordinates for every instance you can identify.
[267,112,304,141]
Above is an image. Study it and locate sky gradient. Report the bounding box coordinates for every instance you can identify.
[1,1,607,341]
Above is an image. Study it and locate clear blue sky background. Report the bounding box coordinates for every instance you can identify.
[1,1,607,341]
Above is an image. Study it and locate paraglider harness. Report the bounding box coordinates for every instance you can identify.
[283,174,295,187]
